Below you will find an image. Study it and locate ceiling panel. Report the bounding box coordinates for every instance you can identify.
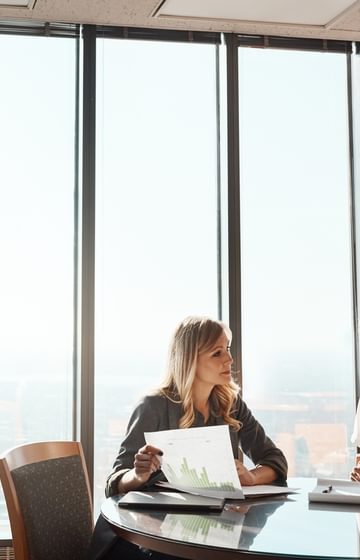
[0,0,360,40]
[155,0,357,26]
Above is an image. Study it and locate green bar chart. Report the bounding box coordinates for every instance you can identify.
[166,457,236,491]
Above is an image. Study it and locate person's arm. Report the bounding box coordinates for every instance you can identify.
[106,394,168,497]
[234,396,288,485]
[117,444,163,493]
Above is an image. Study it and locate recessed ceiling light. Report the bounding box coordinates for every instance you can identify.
[154,0,358,26]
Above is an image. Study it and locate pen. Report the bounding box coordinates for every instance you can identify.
[322,485,333,493]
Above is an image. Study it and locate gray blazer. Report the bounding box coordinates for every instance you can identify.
[106,392,287,496]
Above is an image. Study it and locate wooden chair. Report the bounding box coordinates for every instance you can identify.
[0,441,93,560]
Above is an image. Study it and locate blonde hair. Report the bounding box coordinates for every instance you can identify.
[158,316,241,431]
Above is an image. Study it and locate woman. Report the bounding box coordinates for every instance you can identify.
[89,316,287,560]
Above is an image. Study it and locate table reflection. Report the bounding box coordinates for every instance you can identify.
[112,496,286,550]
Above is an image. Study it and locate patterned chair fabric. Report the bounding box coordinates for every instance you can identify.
[11,455,93,560]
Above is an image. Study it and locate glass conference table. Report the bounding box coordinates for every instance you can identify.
[100,477,360,560]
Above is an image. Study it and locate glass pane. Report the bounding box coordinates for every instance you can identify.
[0,35,76,537]
[94,39,222,515]
[239,48,355,478]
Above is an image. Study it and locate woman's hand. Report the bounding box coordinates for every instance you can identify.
[133,444,163,484]
[118,444,163,492]
[234,460,277,486]
[234,460,256,486]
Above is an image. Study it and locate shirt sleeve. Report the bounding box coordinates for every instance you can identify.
[235,396,288,482]
[105,394,166,497]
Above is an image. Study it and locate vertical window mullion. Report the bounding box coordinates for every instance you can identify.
[225,33,242,384]
[80,24,96,492]
[348,48,360,421]
[72,30,80,441]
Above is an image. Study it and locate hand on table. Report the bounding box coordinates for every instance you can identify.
[234,460,277,486]
[234,459,256,486]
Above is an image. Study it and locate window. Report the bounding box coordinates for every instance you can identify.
[94,37,224,515]
[0,34,77,537]
[0,23,359,542]
[239,47,355,477]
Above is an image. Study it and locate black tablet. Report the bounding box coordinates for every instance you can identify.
[117,491,225,511]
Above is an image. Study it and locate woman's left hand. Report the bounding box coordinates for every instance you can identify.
[234,460,256,486]
[234,460,277,486]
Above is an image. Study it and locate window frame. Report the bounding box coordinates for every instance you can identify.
[0,20,359,543]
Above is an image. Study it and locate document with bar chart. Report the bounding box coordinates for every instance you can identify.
[145,425,245,499]
[145,425,298,500]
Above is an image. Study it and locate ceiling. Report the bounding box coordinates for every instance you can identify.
[1,0,360,41]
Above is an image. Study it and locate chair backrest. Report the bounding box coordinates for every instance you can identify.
[0,441,93,560]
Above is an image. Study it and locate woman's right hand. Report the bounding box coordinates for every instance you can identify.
[118,444,163,492]
[133,444,163,484]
